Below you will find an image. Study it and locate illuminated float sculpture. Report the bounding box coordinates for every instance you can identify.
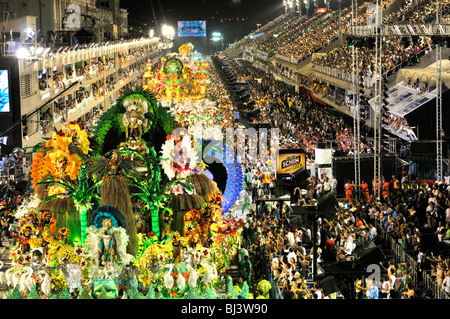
[3,47,249,299]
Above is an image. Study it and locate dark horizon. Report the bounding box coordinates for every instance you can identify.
[122,0,285,47]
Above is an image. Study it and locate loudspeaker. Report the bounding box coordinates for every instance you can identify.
[353,241,376,260]
[289,215,305,229]
[247,108,260,116]
[273,188,288,197]
[316,191,338,216]
[255,122,271,129]
[290,168,306,181]
[355,246,385,268]
[335,278,349,292]
[243,100,255,109]
[319,276,337,295]
[238,93,250,100]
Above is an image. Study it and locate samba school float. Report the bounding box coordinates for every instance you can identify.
[2,44,251,299]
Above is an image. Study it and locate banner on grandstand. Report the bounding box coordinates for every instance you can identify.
[369,84,435,117]
[276,149,306,176]
[317,8,327,13]
[177,21,206,37]
[250,32,264,40]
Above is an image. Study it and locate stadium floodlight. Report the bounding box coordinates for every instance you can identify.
[16,47,30,58]
[162,24,175,40]
[212,32,224,50]
[212,32,222,41]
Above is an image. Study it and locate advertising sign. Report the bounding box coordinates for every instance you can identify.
[276,150,306,176]
[178,21,206,37]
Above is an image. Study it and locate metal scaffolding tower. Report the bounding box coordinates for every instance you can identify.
[347,0,449,185]
[352,44,361,193]
[436,43,443,181]
[436,0,444,182]
[351,0,361,194]
[373,0,383,194]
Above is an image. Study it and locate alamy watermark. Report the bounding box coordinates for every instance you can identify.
[366,264,381,283]
[169,126,280,168]
[65,4,81,29]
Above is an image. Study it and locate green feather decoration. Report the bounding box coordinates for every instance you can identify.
[60,287,71,299]
[93,89,176,154]
[9,286,23,299]
[237,282,249,299]
[27,285,39,299]
[146,285,156,299]
[97,287,108,299]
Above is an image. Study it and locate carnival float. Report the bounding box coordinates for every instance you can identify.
[1,44,250,299]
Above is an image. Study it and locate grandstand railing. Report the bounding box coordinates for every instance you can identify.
[375,220,450,299]
[312,64,375,88]
[0,159,31,184]
[382,45,433,79]
[312,43,432,89]
[376,220,418,282]
[422,269,450,299]
[348,24,450,37]
[275,53,299,65]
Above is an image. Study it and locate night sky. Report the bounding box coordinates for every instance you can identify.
[122,0,285,46]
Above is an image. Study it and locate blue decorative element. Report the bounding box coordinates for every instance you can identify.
[90,205,127,229]
[94,212,119,228]
[200,139,243,215]
[221,144,244,215]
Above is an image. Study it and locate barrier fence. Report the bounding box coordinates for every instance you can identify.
[312,64,375,88]
[376,220,450,299]
[253,215,449,299]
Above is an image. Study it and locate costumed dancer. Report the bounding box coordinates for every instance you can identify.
[241,190,251,215]
[98,219,118,266]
